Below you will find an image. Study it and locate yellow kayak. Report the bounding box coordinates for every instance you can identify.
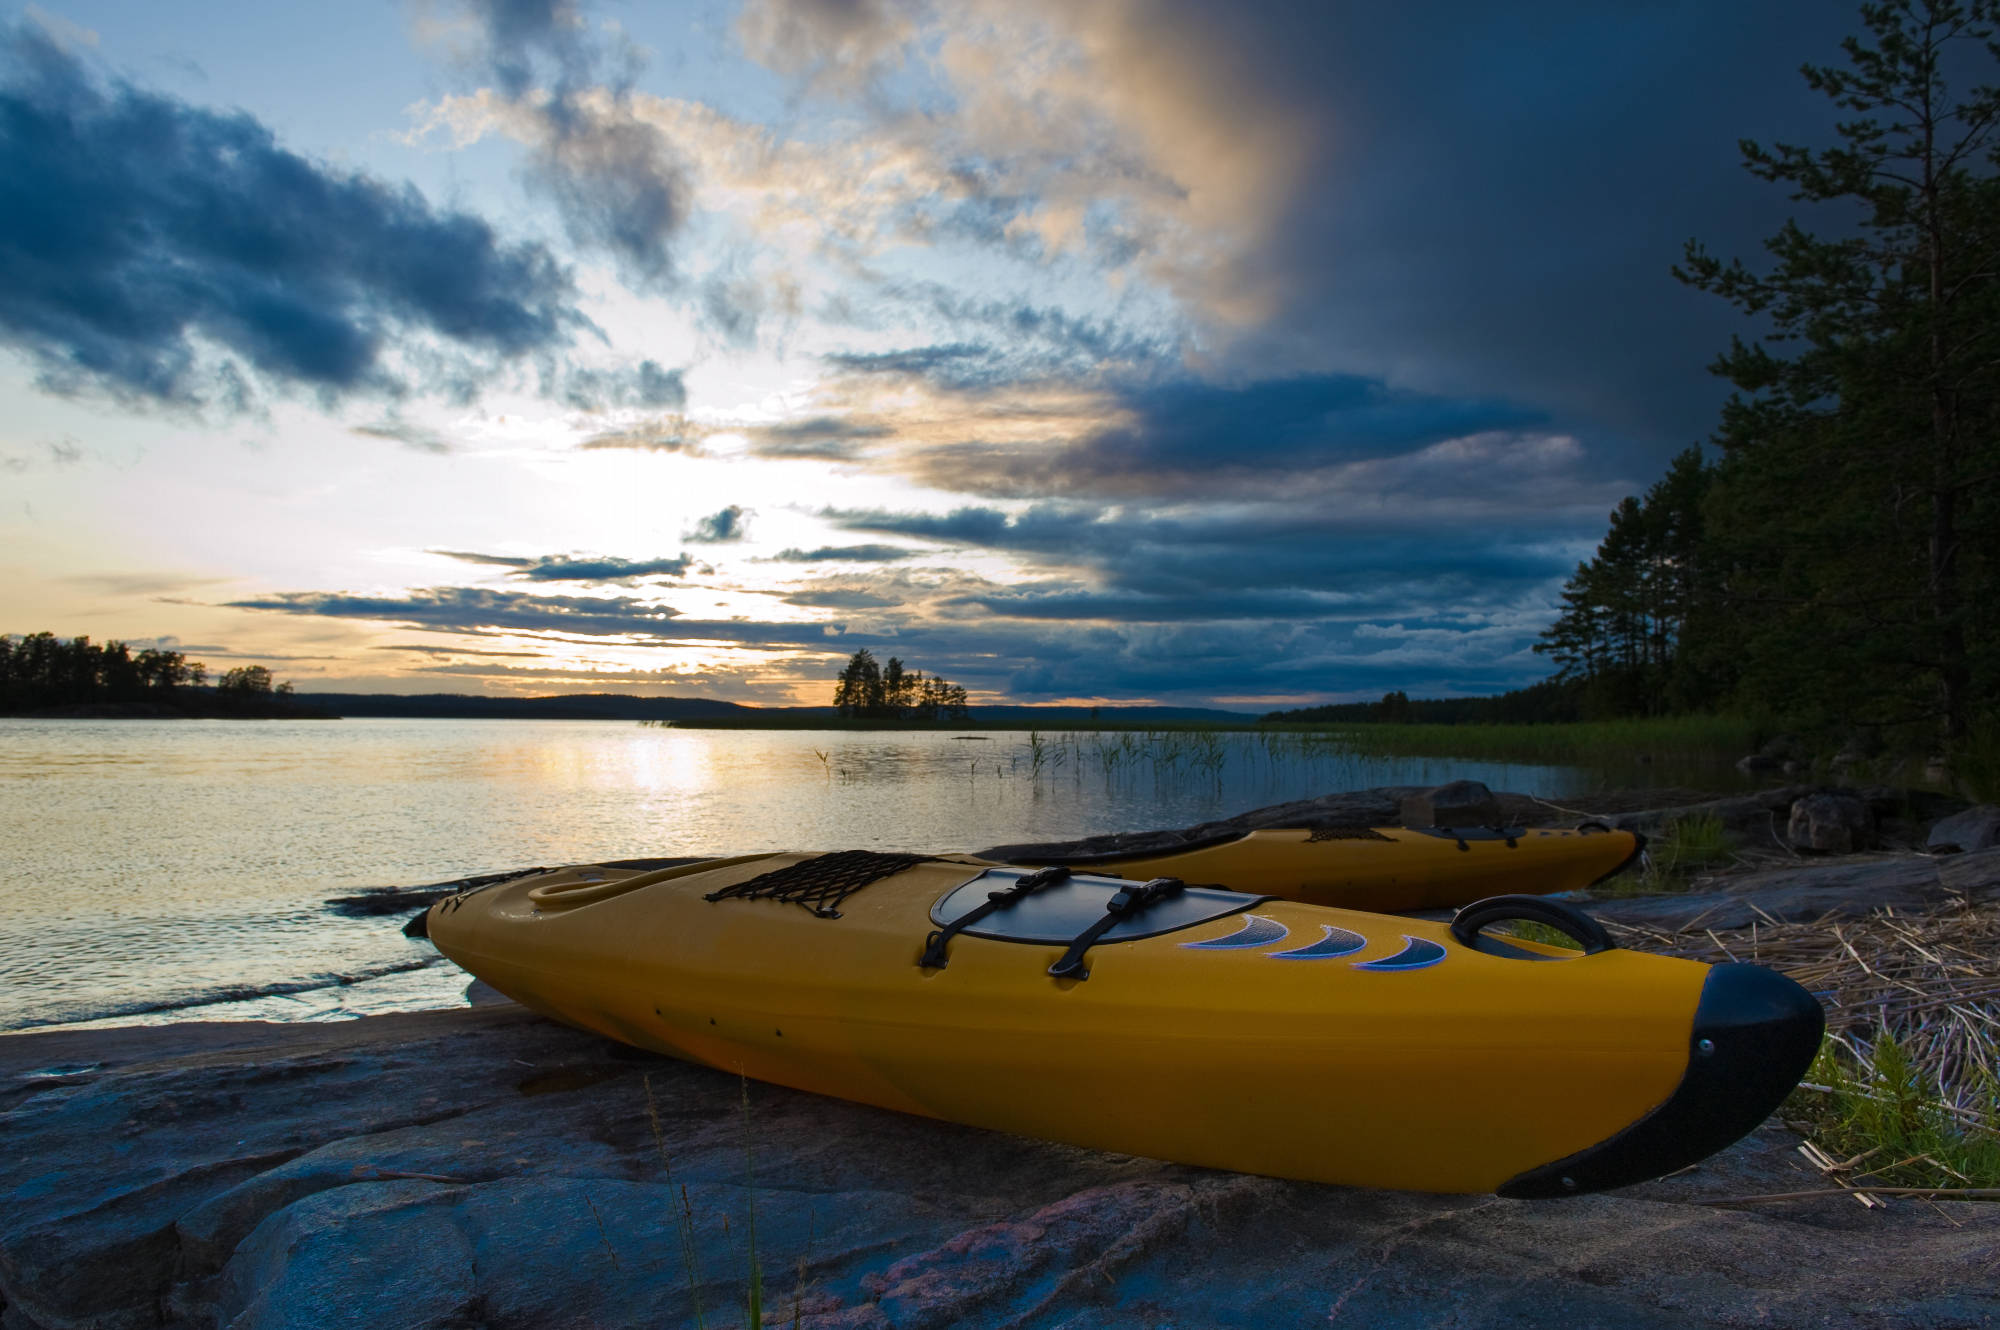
[1007,822,1646,911]
[426,850,1820,1196]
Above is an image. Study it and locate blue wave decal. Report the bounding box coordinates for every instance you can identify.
[1353,936,1447,971]
[1267,925,1367,960]
[1181,914,1289,949]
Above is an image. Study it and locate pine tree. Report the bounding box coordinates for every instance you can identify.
[1675,0,2000,743]
[1535,448,1716,715]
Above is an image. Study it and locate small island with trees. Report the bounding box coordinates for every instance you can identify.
[831,649,970,721]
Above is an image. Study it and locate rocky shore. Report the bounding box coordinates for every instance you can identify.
[8,783,2000,1329]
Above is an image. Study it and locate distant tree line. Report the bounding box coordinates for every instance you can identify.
[1529,2,2000,751]
[832,649,970,720]
[1263,679,1587,726]
[1,632,303,714]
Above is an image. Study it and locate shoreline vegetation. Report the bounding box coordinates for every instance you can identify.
[1,633,1976,793]
[0,633,330,720]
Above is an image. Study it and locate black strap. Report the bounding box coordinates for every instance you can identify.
[1047,877,1186,980]
[918,866,1071,969]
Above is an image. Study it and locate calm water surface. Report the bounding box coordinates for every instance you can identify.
[1,718,1608,1031]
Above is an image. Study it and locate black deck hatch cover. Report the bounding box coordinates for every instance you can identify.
[930,868,1271,945]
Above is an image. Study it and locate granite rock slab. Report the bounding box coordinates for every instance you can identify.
[3,1005,1996,1329]
[1586,847,2000,933]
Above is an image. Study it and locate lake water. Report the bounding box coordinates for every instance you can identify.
[0,718,1611,1032]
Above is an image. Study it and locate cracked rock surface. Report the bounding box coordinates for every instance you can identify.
[3,1005,1996,1329]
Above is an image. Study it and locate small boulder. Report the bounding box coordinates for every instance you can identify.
[1927,804,2000,854]
[1399,780,1501,828]
[1735,754,1783,773]
[1788,794,1874,854]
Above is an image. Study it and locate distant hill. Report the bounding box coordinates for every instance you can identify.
[292,693,1258,724]
[937,705,1257,722]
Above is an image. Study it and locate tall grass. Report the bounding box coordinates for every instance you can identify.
[740,1077,764,1330]
[1621,812,1734,896]
[1010,717,1762,789]
[1021,728,1345,789]
[646,1075,709,1328]
[1314,715,1766,766]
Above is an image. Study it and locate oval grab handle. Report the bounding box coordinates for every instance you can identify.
[1449,894,1616,956]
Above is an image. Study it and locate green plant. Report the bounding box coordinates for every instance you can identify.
[1783,1033,2000,1190]
[1628,812,1734,894]
[1488,919,1585,950]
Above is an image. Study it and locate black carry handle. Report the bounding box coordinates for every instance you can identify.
[1449,894,1617,956]
[1047,877,1186,980]
[919,865,1071,969]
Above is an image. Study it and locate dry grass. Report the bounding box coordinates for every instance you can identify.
[1609,901,2000,1190]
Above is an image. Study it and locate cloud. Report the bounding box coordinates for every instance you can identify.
[0,21,582,411]
[555,359,686,411]
[228,570,1562,702]
[684,504,748,543]
[736,0,917,96]
[431,549,695,583]
[734,0,1314,321]
[421,0,691,287]
[724,0,1851,460]
[770,544,922,562]
[745,359,1552,501]
[1,434,84,471]
[576,414,697,452]
[903,372,1545,499]
[231,585,684,636]
[740,416,889,460]
[819,428,1622,628]
[350,420,453,454]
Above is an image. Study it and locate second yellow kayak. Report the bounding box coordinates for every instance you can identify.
[1006,822,1645,911]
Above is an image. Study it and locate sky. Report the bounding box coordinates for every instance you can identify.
[0,0,1855,707]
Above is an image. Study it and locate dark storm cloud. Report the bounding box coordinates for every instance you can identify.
[231,586,684,636]
[232,585,856,649]
[431,550,695,582]
[232,573,1548,701]
[779,587,903,608]
[885,373,1546,499]
[1180,0,1856,454]
[825,289,1167,391]
[770,544,921,562]
[830,498,1580,605]
[1093,377,1540,471]
[0,22,581,409]
[685,505,748,543]
[438,0,690,287]
[822,344,984,378]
